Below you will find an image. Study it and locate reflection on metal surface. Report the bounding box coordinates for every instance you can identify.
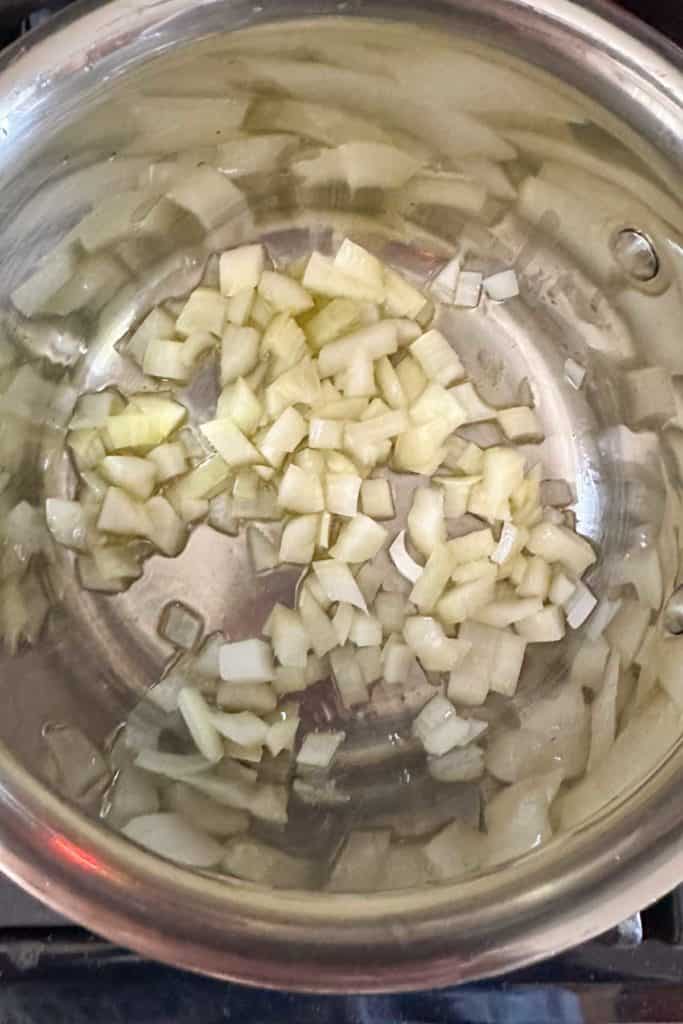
[612,228,660,282]
[664,586,683,635]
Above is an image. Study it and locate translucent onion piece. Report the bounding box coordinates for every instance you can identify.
[122,813,224,867]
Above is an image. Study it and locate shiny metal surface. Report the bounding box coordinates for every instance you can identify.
[0,0,680,993]
[612,229,660,282]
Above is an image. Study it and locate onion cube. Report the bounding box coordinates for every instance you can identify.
[219,639,275,684]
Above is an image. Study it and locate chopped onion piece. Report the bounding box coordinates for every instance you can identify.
[452,558,497,585]
[410,382,466,431]
[134,750,211,779]
[395,355,427,403]
[277,465,324,514]
[265,714,300,758]
[298,587,337,658]
[345,410,408,453]
[389,530,423,584]
[330,514,387,562]
[565,580,598,629]
[216,680,276,715]
[318,322,398,379]
[103,411,178,452]
[383,268,427,320]
[357,645,382,686]
[436,577,496,625]
[272,665,306,696]
[518,556,552,601]
[332,602,355,646]
[306,298,362,349]
[564,358,586,390]
[527,522,596,577]
[303,252,384,303]
[516,605,566,642]
[219,244,264,297]
[269,604,309,668]
[473,596,543,628]
[142,496,185,557]
[165,783,249,838]
[258,270,313,315]
[297,730,345,769]
[404,615,471,672]
[176,288,226,338]
[123,813,223,868]
[376,356,406,410]
[259,407,308,469]
[226,287,255,326]
[100,455,157,501]
[431,258,461,303]
[343,350,375,398]
[309,418,344,451]
[247,526,279,573]
[449,528,495,565]
[410,330,464,387]
[334,239,385,293]
[349,610,383,648]
[413,695,485,757]
[454,271,483,308]
[147,442,187,483]
[380,640,411,684]
[449,382,496,424]
[210,710,268,747]
[360,478,394,520]
[409,543,453,614]
[279,515,319,565]
[485,771,561,865]
[97,487,150,538]
[325,473,361,518]
[317,510,332,550]
[330,645,369,707]
[407,487,446,559]
[313,559,367,612]
[216,378,263,437]
[45,498,89,552]
[219,639,275,684]
[220,325,260,386]
[200,418,261,467]
[140,337,190,382]
[432,476,478,519]
[483,269,519,301]
[184,774,287,824]
[177,688,223,763]
[498,406,544,443]
[491,522,521,565]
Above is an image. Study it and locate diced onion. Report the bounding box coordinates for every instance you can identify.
[389,529,423,584]
[122,813,224,867]
[219,639,275,684]
[297,730,345,768]
[313,559,367,612]
[454,271,483,308]
[483,269,519,301]
[47,229,607,882]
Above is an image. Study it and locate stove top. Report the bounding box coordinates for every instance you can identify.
[0,2,681,1020]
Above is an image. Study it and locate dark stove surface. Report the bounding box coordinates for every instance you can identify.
[0,2,682,1021]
